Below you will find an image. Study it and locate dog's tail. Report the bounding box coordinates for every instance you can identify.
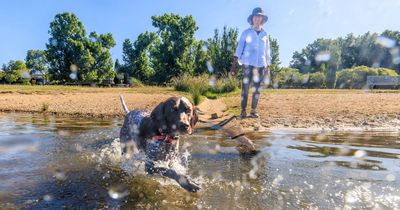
[119,95,129,114]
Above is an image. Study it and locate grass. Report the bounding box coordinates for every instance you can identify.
[171,74,242,104]
[0,84,177,95]
[41,102,49,112]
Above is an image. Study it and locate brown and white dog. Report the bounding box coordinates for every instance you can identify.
[119,96,200,192]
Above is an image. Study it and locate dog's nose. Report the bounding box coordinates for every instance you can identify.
[180,123,190,130]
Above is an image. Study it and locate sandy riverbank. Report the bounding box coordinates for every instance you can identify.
[0,86,399,131]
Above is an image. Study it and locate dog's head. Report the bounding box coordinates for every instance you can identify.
[151,96,198,136]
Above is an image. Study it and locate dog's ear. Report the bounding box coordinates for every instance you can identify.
[190,107,199,129]
[151,102,166,131]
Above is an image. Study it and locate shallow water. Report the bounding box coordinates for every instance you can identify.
[0,113,399,209]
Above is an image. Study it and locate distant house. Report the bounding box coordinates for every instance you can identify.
[367,76,400,89]
[31,70,46,85]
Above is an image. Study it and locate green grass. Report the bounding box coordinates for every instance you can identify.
[0,84,177,95]
[171,74,242,103]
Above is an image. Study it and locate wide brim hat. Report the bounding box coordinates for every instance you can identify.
[247,7,268,25]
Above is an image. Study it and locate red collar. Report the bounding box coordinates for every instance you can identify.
[151,134,177,144]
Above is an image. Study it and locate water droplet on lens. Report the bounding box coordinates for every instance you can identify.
[43,194,53,202]
[243,77,249,85]
[69,73,77,80]
[21,72,31,79]
[108,184,129,199]
[386,174,396,182]
[70,64,78,72]
[54,170,66,181]
[372,62,380,68]
[209,75,216,86]
[206,60,214,73]
[354,150,367,159]
[245,36,252,43]
[315,51,331,62]
[376,36,396,48]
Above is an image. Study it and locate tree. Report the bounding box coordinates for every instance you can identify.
[84,32,116,83]
[26,50,48,82]
[269,36,281,81]
[380,30,400,73]
[151,14,198,84]
[192,40,209,75]
[122,32,157,83]
[206,26,238,76]
[46,12,88,83]
[46,12,115,84]
[0,66,5,82]
[2,60,30,84]
[325,41,341,88]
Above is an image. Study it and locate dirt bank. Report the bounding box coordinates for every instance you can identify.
[0,86,399,131]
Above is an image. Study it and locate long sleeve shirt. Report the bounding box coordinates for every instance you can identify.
[234,28,271,68]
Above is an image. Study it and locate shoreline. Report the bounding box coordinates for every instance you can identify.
[1,109,399,133]
[1,87,399,132]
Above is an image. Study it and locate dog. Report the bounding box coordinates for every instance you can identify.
[119,95,200,192]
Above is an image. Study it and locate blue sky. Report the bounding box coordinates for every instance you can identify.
[0,0,399,67]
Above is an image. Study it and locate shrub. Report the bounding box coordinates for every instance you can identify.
[171,74,240,103]
[273,68,304,88]
[0,70,4,81]
[209,74,240,94]
[129,77,144,87]
[307,72,326,88]
[336,66,398,89]
[171,74,210,95]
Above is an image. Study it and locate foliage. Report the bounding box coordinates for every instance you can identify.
[336,66,398,89]
[129,77,145,87]
[2,60,30,84]
[151,14,198,84]
[291,31,400,77]
[0,69,5,81]
[273,68,304,88]
[290,38,341,88]
[209,74,240,94]
[192,40,209,75]
[206,26,238,75]
[171,74,239,101]
[46,12,115,84]
[122,32,157,83]
[307,72,326,88]
[171,74,210,95]
[269,36,281,80]
[26,50,48,76]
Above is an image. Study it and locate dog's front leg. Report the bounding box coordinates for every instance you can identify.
[151,166,200,192]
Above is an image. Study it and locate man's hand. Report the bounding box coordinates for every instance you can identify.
[230,65,237,76]
[230,56,238,76]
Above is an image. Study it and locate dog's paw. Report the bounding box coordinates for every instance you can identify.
[178,176,201,192]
